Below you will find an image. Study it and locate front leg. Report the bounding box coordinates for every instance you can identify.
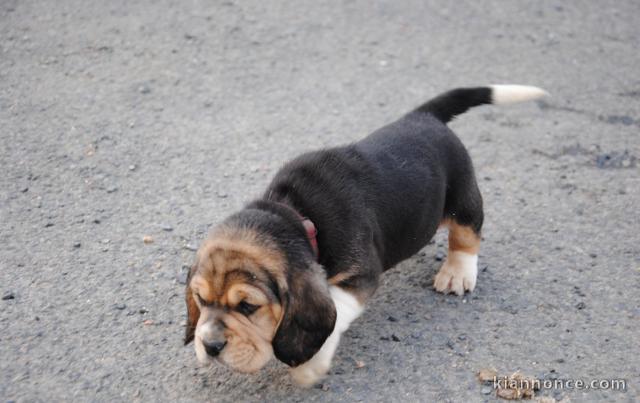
[290,286,364,386]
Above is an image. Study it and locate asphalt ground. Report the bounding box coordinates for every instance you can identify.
[1,1,639,402]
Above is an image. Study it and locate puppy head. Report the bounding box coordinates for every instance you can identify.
[185,213,336,372]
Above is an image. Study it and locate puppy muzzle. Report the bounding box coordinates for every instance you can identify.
[196,318,227,358]
[202,340,227,357]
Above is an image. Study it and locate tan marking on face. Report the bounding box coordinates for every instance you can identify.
[197,226,287,287]
[189,225,288,372]
[226,283,271,307]
[190,274,215,302]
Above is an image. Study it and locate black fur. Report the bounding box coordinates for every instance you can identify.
[271,260,336,367]
[416,87,491,123]
[224,88,489,366]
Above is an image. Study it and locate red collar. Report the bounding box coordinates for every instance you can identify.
[276,202,319,259]
[301,218,319,259]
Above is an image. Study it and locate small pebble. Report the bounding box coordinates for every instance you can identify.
[138,84,151,94]
[387,315,398,322]
[21,186,29,193]
[143,319,154,326]
[128,164,137,171]
[183,244,197,251]
[143,235,154,244]
[216,191,228,199]
[106,186,118,193]
[161,225,173,232]
[575,302,586,310]
[391,334,400,342]
[114,303,126,310]
[2,292,15,300]
[481,385,493,395]
[139,308,149,314]
[477,368,497,382]
[73,241,81,248]
[435,250,446,261]
[355,360,365,369]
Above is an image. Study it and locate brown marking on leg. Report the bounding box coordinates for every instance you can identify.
[328,266,375,305]
[446,219,481,255]
[328,269,357,287]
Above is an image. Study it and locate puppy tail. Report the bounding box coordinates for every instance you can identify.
[416,85,549,123]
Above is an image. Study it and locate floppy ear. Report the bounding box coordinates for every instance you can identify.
[184,265,200,345]
[272,262,336,367]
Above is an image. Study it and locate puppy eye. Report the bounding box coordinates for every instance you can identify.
[236,301,259,316]
[196,294,209,306]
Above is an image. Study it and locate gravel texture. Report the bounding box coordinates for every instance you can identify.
[1,1,639,402]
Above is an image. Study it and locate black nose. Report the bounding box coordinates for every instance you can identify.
[203,340,226,357]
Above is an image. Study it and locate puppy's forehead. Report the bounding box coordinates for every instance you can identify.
[192,226,287,300]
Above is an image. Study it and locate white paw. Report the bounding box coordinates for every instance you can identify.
[289,360,330,387]
[433,251,478,296]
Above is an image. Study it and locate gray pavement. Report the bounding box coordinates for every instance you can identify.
[1,0,639,402]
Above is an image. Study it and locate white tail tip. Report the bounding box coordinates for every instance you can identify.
[490,85,549,105]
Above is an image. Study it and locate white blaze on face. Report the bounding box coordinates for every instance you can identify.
[194,320,217,364]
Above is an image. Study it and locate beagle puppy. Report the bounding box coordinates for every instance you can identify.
[184,84,547,386]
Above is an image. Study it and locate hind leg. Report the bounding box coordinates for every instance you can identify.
[434,172,483,295]
[433,219,481,295]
